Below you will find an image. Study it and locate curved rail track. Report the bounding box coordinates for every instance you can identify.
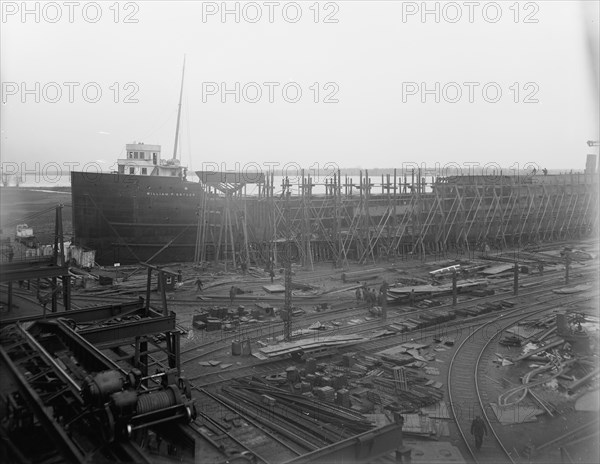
[174,266,595,365]
[447,289,597,464]
[183,269,597,386]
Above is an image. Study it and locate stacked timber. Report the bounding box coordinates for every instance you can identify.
[258,334,365,358]
[341,268,386,283]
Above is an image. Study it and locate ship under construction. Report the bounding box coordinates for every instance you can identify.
[71,151,599,266]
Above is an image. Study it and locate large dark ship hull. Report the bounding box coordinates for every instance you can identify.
[72,170,599,266]
[71,171,206,264]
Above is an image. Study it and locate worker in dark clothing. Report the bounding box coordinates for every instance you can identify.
[362,289,369,304]
[379,280,389,294]
[269,268,275,283]
[470,416,487,450]
[229,286,237,305]
[195,278,203,292]
[355,287,362,303]
[379,280,389,306]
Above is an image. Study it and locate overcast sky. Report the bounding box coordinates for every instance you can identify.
[1,0,599,175]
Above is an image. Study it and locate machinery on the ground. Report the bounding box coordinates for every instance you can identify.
[0,319,195,463]
[82,368,196,443]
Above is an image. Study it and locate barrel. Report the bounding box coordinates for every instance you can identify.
[231,340,242,356]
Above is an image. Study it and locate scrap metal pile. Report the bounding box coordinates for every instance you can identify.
[492,312,599,423]
[331,352,445,414]
[208,345,450,447]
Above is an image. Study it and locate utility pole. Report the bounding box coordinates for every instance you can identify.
[565,252,571,284]
[381,280,389,322]
[283,182,293,342]
[283,256,292,341]
[52,205,67,313]
[452,270,457,306]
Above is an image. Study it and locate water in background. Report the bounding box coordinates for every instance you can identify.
[3,166,573,194]
[2,170,439,194]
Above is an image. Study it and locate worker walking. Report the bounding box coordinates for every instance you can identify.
[470,415,487,450]
[195,278,203,292]
[269,267,275,283]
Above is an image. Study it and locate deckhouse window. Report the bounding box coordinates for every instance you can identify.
[129,167,135,174]
[142,168,147,175]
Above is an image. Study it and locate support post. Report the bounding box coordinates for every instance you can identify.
[160,271,168,315]
[452,270,457,306]
[283,191,293,342]
[62,274,70,311]
[381,280,388,322]
[51,277,58,313]
[145,267,152,317]
[7,281,12,312]
[513,262,519,295]
[173,330,181,375]
[140,339,148,387]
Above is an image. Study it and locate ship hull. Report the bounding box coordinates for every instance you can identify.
[72,171,599,266]
[71,171,205,264]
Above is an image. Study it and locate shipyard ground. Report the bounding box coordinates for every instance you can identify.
[1,187,599,464]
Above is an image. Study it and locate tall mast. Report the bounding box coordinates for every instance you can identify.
[172,55,186,160]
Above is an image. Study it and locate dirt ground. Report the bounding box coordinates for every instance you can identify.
[2,185,598,464]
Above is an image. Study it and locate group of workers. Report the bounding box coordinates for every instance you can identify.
[355,281,389,307]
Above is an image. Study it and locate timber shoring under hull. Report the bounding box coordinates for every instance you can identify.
[71,171,599,265]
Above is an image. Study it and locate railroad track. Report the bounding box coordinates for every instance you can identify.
[184,268,597,385]
[447,290,597,464]
[142,351,311,462]
[193,299,595,388]
[194,387,304,461]
[155,278,598,462]
[189,388,300,464]
[177,265,595,361]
